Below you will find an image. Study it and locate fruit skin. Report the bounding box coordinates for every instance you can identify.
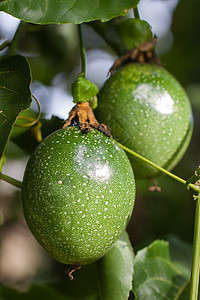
[96,63,193,179]
[22,127,135,265]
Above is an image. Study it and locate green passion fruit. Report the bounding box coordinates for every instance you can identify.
[22,127,135,265]
[96,63,193,179]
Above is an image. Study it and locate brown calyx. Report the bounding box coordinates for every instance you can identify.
[63,101,112,137]
[109,36,161,74]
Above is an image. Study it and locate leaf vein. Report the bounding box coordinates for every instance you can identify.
[137,276,182,292]
[174,280,190,300]
[57,0,77,22]
[0,85,24,103]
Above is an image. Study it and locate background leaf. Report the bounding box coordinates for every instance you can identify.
[167,234,192,273]
[88,18,152,57]
[162,0,200,85]
[0,0,139,25]
[133,240,191,300]
[0,284,70,300]
[10,109,38,139]
[52,263,99,300]
[0,55,32,168]
[96,231,134,300]
[88,19,127,56]
[0,261,99,300]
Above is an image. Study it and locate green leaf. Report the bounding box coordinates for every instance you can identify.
[133,240,190,300]
[0,55,32,168]
[118,19,153,50]
[167,234,192,285]
[72,73,99,103]
[168,234,193,267]
[96,231,134,300]
[0,0,139,25]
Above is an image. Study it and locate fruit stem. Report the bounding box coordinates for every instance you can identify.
[189,193,200,300]
[0,173,22,189]
[119,143,200,193]
[0,41,10,51]
[133,7,140,19]
[10,21,23,55]
[78,24,86,78]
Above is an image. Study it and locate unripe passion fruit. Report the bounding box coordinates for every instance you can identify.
[22,127,135,265]
[96,63,193,179]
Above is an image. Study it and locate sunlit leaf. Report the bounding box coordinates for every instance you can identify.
[0,0,139,25]
[133,240,191,300]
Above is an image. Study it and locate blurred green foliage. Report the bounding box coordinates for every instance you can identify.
[162,0,200,85]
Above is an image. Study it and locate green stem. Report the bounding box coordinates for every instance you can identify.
[133,7,140,19]
[9,21,23,55]
[78,24,86,78]
[119,143,200,193]
[0,41,10,51]
[0,173,22,189]
[189,193,200,300]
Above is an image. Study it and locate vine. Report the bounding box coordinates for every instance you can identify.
[0,173,22,189]
[190,193,200,300]
[78,24,86,77]
[133,7,140,19]
[14,95,41,128]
